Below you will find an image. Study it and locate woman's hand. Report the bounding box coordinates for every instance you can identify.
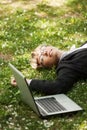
[11,77,17,87]
[11,77,32,87]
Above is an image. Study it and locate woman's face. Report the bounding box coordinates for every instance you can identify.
[33,45,59,68]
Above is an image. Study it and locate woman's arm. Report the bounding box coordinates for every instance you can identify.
[30,68,79,95]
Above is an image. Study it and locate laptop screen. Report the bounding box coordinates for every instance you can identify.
[9,63,40,116]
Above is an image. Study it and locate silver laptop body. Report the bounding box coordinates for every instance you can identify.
[9,63,82,118]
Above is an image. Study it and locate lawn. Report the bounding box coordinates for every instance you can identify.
[0,0,87,129]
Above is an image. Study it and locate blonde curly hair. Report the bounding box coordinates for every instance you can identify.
[30,45,46,69]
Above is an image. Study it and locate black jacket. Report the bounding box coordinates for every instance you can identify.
[30,48,87,95]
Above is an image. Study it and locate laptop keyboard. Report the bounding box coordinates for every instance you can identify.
[36,97,66,113]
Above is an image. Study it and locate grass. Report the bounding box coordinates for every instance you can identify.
[0,0,87,129]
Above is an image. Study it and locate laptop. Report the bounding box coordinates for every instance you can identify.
[9,63,82,118]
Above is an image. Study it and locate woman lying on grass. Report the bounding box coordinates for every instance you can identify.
[11,41,87,95]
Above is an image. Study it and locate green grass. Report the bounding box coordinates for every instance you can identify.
[0,0,87,129]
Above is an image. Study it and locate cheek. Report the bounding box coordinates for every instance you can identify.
[44,57,56,67]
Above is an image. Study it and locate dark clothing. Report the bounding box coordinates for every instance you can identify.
[30,47,87,95]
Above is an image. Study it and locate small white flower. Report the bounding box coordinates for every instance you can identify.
[12,111,18,117]
[82,82,85,85]
[0,124,2,128]
[2,43,7,48]
[25,126,29,130]
[43,120,54,128]
[9,122,14,126]
[22,118,26,121]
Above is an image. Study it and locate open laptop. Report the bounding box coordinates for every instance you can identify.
[9,63,82,118]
